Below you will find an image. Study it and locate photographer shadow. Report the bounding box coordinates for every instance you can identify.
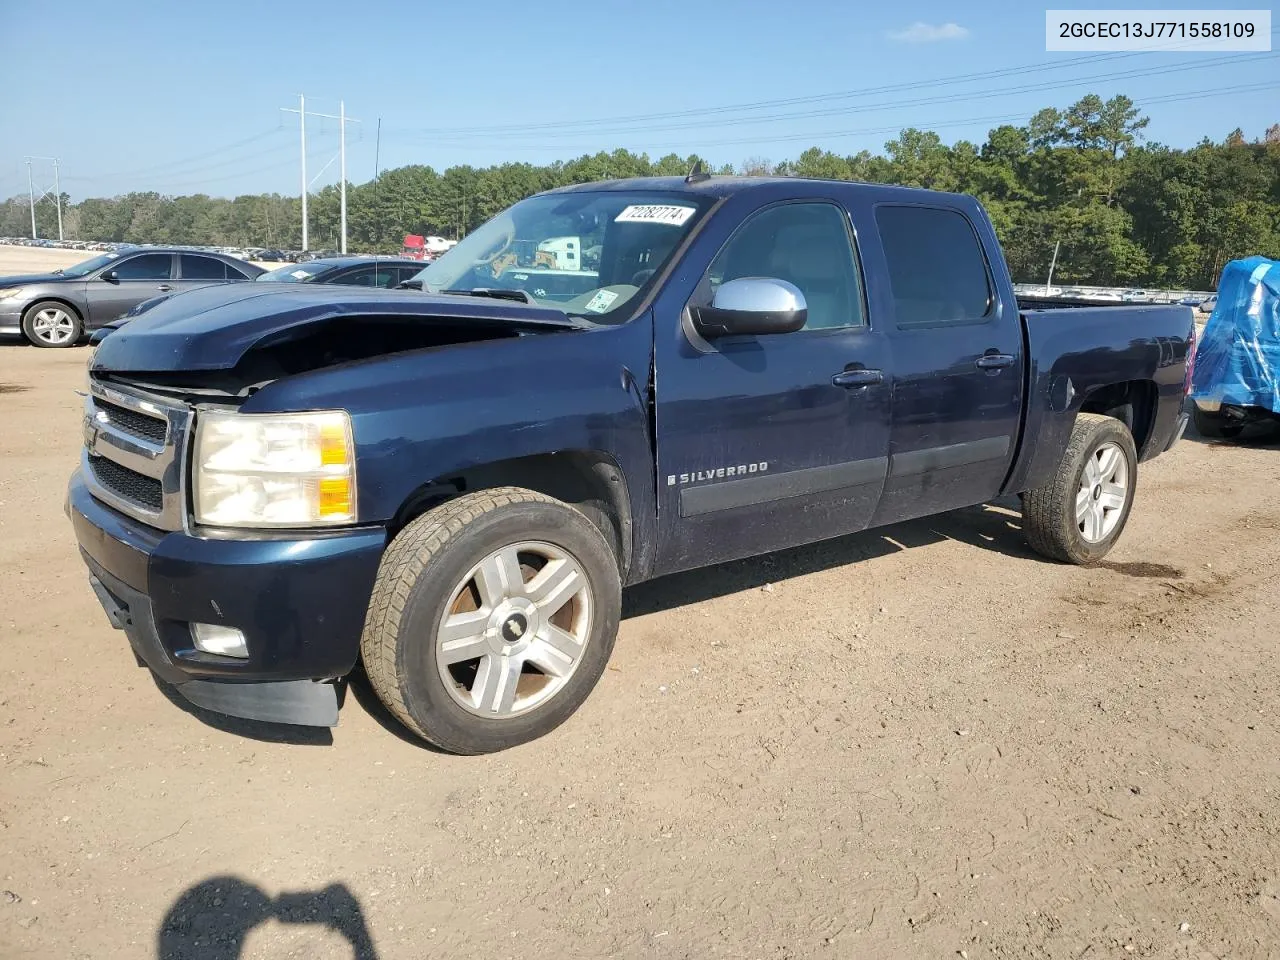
[157,876,378,959]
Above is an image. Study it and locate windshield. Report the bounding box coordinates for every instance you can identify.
[61,252,122,277]
[410,190,711,321]
[258,263,326,282]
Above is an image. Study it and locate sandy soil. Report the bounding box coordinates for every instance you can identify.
[1,317,1279,960]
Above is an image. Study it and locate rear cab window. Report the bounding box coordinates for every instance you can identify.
[875,205,993,327]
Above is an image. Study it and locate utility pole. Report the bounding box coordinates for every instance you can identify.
[24,156,64,241]
[339,100,347,254]
[26,161,35,240]
[1045,239,1061,294]
[53,158,63,241]
[280,96,359,254]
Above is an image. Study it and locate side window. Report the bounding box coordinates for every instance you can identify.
[335,268,376,287]
[395,267,419,285]
[112,253,172,281]
[875,206,993,327]
[180,255,229,281]
[225,263,254,281]
[702,202,864,331]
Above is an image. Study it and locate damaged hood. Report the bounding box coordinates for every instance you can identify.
[90,283,582,373]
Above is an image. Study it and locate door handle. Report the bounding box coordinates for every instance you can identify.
[975,353,1015,370]
[158,284,173,292]
[832,368,884,388]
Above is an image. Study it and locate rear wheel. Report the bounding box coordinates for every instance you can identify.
[360,487,621,754]
[1022,413,1138,564]
[22,301,83,348]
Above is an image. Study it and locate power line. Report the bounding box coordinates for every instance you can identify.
[406,51,1277,145]
[387,32,1279,139]
[391,81,1280,155]
[64,128,286,183]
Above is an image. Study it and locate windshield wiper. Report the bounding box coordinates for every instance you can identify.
[438,288,533,304]
[396,279,423,290]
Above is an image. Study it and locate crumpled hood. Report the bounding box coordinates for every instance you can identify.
[0,272,73,286]
[90,283,581,373]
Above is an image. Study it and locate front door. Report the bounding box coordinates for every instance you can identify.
[867,203,1024,526]
[653,197,892,575]
[85,252,175,325]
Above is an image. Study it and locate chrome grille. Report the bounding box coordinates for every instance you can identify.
[82,381,191,530]
[94,399,168,444]
[89,455,163,510]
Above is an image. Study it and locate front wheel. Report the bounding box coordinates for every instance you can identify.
[360,487,621,754]
[1022,413,1138,564]
[22,301,83,347]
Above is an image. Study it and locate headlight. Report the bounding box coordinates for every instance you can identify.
[0,287,24,300]
[193,410,357,528]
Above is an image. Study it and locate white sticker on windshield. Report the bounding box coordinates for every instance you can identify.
[291,270,311,280]
[584,289,620,313]
[614,204,696,226]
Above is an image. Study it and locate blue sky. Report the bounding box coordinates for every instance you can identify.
[0,0,1275,201]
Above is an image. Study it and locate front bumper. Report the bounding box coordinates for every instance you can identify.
[0,302,23,336]
[67,471,386,726]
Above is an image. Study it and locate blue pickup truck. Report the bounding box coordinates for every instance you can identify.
[68,176,1194,753]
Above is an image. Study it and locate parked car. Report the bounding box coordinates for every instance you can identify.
[0,249,263,347]
[1198,295,1217,314]
[257,257,424,288]
[1179,295,1205,307]
[69,176,1194,752]
[1189,257,1279,438]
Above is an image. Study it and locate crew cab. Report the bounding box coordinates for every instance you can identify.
[68,176,1195,753]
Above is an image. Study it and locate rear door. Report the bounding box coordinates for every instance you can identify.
[653,194,892,574]
[85,252,175,325]
[866,202,1024,526]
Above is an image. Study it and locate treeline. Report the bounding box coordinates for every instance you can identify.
[3,95,1278,289]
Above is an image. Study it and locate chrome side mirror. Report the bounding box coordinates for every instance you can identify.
[691,277,807,338]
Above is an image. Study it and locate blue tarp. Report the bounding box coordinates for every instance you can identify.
[1190,256,1280,413]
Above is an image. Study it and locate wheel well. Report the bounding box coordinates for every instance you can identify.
[1079,380,1158,456]
[21,297,83,323]
[389,451,634,577]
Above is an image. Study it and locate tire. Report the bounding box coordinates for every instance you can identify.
[1022,413,1138,564]
[1192,406,1242,440]
[360,486,621,754]
[21,300,83,348]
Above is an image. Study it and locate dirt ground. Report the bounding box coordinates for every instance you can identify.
[2,321,1279,960]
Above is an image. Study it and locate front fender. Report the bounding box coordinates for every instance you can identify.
[242,315,658,569]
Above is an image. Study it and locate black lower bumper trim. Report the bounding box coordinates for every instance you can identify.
[177,678,339,727]
[87,564,340,728]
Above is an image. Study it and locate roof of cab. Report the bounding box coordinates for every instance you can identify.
[546,175,973,203]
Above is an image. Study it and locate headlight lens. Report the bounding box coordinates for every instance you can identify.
[193,410,356,528]
[0,287,24,300]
